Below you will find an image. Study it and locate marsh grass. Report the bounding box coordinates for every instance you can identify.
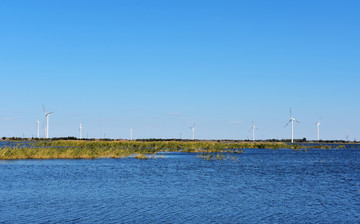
[0,146,131,160]
[30,140,292,152]
[133,153,157,159]
[134,153,149,159]
[0,140,349,160]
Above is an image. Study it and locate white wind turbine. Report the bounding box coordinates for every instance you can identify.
[79,122,83,139]
[130,128,133,140]
[284,108,300,143]
[36,120,40,138]
[42,105,54,139]
[189,123,195,140]
[315,119,321,141]
[249,121,256,141]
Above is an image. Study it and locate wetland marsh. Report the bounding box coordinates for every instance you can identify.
[0,140,359,223]
[0,140,346,160]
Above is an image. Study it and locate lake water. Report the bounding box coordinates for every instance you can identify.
[0,148,359,223]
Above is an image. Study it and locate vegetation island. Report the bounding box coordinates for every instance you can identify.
[0,137,358,160]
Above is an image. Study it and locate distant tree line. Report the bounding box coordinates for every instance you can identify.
[0,136,358,144]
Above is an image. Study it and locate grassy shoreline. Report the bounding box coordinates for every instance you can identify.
[0,140,355,160]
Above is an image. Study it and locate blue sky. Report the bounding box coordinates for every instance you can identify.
[0,0,359,140]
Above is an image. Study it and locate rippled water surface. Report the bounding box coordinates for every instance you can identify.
[1,148,359,223]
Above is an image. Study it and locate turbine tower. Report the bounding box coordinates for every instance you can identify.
[130,128,133,140]
[79,122,83,139]
[43,105,54,139]
[36,120,40,138]
[284,108,300,143]
[189,124,195,140]
[315,120,320,141]
[249,121,256,141]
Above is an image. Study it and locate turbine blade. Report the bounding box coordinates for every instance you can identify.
[42,104,46,114]
[295,120,300,123]
[284,120,291,127]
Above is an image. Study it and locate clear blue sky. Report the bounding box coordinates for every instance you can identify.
[0,0,359,140]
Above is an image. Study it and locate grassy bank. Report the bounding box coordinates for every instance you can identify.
[0,146,133,159]
[30,140,294,151]
[0,140,349,160]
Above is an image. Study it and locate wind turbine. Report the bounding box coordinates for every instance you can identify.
[79,122,83,139]
[130,128,133,140]
[43,105,54,139]
[284,108,300,143]
[315,119,321,141]
[249,121,256,141]
[36,120,40,138]
[189,123,195,140]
